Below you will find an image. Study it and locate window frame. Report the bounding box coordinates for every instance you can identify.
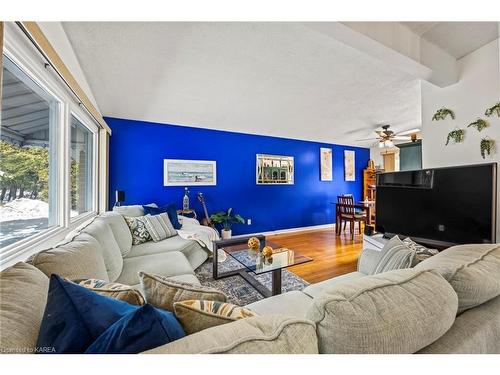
[1,23,102,267]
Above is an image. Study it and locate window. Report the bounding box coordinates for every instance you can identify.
[0,56,60,248]
[70,115,94,217]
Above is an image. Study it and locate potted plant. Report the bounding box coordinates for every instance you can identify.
[210,208,245,239]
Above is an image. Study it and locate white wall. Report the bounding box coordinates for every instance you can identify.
[421,38,500,239]
[37,22,100,110]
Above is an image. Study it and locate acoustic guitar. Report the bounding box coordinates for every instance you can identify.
[197,192,215,228]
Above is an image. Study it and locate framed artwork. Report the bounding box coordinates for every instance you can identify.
[344,150,355,181]
[164,159,217,186]
[320,147,333,181]
[256,154,294,184]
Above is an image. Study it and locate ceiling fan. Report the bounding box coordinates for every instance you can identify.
[356,125,421,148]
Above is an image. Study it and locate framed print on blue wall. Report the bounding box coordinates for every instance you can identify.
[344,150,355,181]
[163,159,217,186]
[320,147,333,181]
[256,154,294,184]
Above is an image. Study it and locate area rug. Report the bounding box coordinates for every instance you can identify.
[194,255,309,306]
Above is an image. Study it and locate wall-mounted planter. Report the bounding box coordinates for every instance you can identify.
[445,129,465,145]
[467,118,489,132]
[432,107,456,121]
[485,102,500,117]
[480,138,494,159]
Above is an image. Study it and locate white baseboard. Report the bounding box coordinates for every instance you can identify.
[231,223,335,239]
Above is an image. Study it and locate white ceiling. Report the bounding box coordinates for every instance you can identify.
[402,22,499,59]
[62,22,422,146]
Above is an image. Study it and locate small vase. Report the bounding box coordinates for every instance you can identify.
[221,229,232,239]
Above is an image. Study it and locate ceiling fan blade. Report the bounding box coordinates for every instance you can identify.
[356,137,380,141]
[392,136,412,141]
[397,128,421,136]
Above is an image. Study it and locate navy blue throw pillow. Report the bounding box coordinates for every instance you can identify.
[37,275,138,353]
[143,203,181,229]
[37,275,185,354]
[85,304,185,354]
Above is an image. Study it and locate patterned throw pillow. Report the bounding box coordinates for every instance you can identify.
[402,237,439,265]
[75,279,145,306]
[124,215,152,245]
[173,300,256,334]
[139,272,227,311]
[143,213,177,242]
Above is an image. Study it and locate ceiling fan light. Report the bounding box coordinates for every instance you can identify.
[378,141,384,148]
[386,140,394,147]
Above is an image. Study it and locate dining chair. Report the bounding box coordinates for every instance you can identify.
[336,195,367,240]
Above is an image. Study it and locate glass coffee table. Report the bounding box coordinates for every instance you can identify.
[213,234,312,297]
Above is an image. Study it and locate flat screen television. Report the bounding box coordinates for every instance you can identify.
[375,163,497,247]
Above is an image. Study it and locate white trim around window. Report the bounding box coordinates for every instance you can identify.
[0,22,103,269]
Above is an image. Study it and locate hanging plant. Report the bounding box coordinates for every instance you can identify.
[467,118,489,132]
[480,138,494,159]
[445,129,465,145]
[432,107,456,121]
[485,102,500,117]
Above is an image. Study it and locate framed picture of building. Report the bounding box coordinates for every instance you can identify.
[256,154,294,184]
[320,147,333,181]
[344,150,355,181]
[164,159,217,186]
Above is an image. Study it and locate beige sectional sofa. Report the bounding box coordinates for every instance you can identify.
[1,209,500,354]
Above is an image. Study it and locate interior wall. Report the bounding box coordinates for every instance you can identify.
[421,38,500,238]
[369,146,400,171]
[106,117,370,235]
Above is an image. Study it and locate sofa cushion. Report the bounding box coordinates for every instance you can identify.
[75,279,145,306]
[372,235,415,274]
[173,300,257,334]
[100,212,133,256]
[127,235,209,269]
[82,217,124,281]
[415,243,500,314]
[113,204,146,217]
[143,213,177,242]
[116,251,195,286]
[418,295,500,354]
[124,215,153,245]
[143,315,318,354]
[139,272,226,311]
[0,262,49,353]
[246,291,313,318]
[302,271,365,299]
[306,268,458,353]
[30,233,109,281]
[85,304,185,354]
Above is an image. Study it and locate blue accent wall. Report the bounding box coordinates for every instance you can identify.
[106,117,370,235]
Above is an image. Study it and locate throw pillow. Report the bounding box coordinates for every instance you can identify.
[143,203,182,229]
[142,213,177,242]
[75,279,145,306]
[124,215,152,245]
[173,300,256,334]
[402,237,439,265]
[85,304,185,354]
[371,235,416,274]
[37,274,184,353]
[139,271,227,311]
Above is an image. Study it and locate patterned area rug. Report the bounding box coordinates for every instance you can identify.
[194,255,309,306]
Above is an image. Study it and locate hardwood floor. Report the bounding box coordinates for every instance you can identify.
[266,227,364,284]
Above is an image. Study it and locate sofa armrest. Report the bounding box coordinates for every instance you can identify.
[357,248,383,275]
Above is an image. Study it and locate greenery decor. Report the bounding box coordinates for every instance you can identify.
[485,102,500,117]
[467,118,489,132]
[480,138,494,159]
[210,208,244,231]
[432,107,456,121]
[445,129,465,145]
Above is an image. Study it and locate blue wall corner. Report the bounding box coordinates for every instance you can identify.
[106,117,370,235]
